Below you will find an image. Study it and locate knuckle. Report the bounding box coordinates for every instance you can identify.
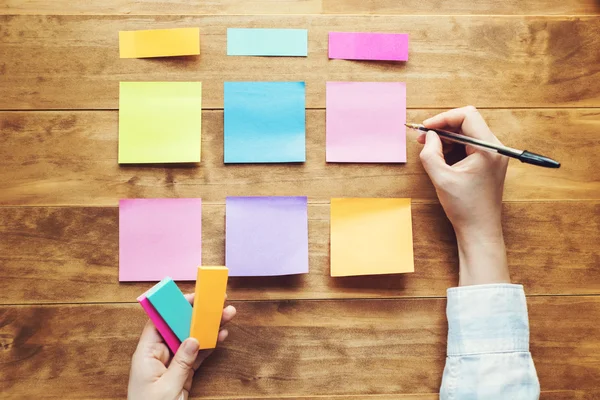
[419,149,431,163]
[174,356,193,371]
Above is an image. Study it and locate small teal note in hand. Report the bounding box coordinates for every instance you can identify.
[224,82,306,164]
[227,28,308,57]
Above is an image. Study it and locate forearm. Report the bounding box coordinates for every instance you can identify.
[455,223,510,286]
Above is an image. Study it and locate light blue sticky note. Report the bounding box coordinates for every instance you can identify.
[227,28,308,57]
[146,277,192,342]
[224,82,306,163]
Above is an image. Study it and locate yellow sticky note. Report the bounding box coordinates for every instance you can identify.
[330,198,414,277]
[118,82,202,164]
[190,266,229,350]
[119,27,200,58]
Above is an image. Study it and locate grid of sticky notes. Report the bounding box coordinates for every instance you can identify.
[117,27,415,284]
[138,272,228,351]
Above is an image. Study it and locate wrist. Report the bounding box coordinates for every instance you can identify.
[455,226,510,286]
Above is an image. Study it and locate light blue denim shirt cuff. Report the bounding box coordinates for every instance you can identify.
[446,284,530,357]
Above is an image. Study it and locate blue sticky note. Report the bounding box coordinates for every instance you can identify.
[146,277,192,342]
[227,28,308,57]
[224,82,306,163]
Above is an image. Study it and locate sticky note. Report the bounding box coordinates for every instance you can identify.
[146,277,193,342]
[138,291,181,353]
[224,82,306,163]
[326,82,406,163]
[119,198,202,282]
[227,28,308,56]
[330,198,414,277]
[119,82,202,164]
[119,27,200,58]
[190,266,228,350]
[226,196,309,276]
[329,32,409,61]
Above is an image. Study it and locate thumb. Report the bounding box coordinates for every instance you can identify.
[419,130,448,182]
[163,338,200,396]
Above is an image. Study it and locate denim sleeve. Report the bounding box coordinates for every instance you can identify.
[440,284,540,400]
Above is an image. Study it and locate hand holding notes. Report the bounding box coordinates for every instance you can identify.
[128,293,236,400]
[417,106,511,286]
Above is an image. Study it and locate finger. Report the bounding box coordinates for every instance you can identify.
[191,329,230,370]
[163,338,200,392]
[136,319,164,349]
[220,305,236,327]
[217,329,229,343]
[423,106,500,143]
[419,131,450,182]
[416,132,426,144]
[184,293,195,305]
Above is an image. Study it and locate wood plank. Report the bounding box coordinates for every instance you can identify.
[3,0,599,15]
[1,0,323,15]
[322,0,600,15]
[1,16,599,110]
[1,109,598,206]
[1,201,598,304]
[1,297,599,398]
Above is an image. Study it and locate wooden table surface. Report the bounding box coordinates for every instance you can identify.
[1,1,600,399]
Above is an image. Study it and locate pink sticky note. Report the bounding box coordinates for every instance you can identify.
[329,32,409,61]
[119,198,202,281]
[137,293,181,353]
[326,82,406,163]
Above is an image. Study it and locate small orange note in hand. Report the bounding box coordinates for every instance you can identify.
[190,266,229,350]
[330,198,414,277]
[119,27,200,58]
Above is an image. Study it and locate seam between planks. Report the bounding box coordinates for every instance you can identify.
[2,293,600,307]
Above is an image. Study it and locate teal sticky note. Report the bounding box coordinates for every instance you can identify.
[227,28,308,57]
[224,82,306,163]
[146,277,192,342]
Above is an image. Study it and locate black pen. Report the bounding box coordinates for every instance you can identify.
[405,123,561,169]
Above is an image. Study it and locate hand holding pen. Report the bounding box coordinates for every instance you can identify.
[407,112,560,169]
[415,106,513,286]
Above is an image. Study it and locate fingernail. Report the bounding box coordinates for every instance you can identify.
[183,338,199,355]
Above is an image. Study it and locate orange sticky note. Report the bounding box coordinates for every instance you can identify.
[330,198,414,277]
[190,266,229,349]
[119,27,200,58]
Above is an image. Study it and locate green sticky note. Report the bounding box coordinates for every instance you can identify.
[118,82,202,164]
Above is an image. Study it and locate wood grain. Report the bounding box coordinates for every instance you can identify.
[1,109,598,206]
[1,297,599,398]
[3,0,599,15]
[321,0,600,15]
[1,201,598,304]
[1,15,599,110]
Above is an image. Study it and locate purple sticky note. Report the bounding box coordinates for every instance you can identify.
[329,32,409,61]
[326,82,407,163]
[119,198,202,281]
[226,196,309,276]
